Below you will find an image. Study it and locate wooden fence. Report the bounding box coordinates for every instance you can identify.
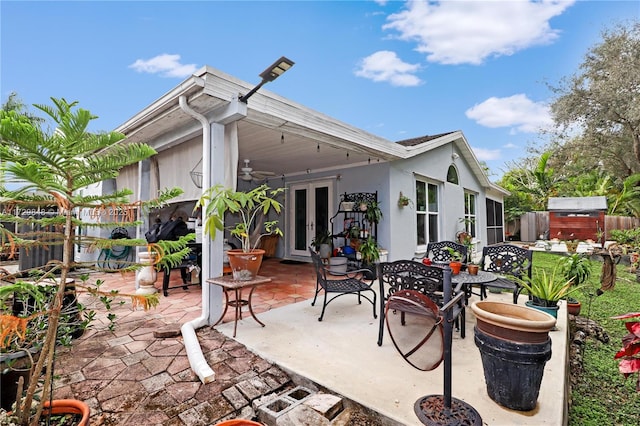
[517,212,640,242]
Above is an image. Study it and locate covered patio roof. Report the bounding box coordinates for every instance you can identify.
[115,65,503,193]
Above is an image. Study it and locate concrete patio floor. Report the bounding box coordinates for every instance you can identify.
[214,276,569,426]
[4,258,568,425]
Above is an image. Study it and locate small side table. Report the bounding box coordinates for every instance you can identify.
[206,275,272,337]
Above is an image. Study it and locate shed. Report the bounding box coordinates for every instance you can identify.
[547,196,607,242]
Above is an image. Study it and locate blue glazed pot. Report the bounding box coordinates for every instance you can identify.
[525,300,559,319]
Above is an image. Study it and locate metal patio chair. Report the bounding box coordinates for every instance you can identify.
[309,248,377,322]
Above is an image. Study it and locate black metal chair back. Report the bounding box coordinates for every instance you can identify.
[415,241,468,263]
[480,244,533,303]
[308,248,377,321]
[377,260,465,346]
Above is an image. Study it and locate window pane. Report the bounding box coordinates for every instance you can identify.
[428,184,438,212]
[447,165,459,184]
[486,200,495,226]
[495,202,503,226]
[417,214,426,245]
[428,214,438,242]
[416,182,426,211]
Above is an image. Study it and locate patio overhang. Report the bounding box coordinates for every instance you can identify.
[116,66,406,178]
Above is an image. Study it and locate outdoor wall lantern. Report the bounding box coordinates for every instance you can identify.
[239,56,295,103]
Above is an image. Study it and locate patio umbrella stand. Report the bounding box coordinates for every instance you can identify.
[386,268,482,425]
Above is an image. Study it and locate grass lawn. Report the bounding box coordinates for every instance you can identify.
[530,251,640,425]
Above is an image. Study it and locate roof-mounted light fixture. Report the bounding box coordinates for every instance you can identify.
[239,56,295,103]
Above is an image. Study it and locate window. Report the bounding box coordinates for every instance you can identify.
[446,165,459,184]
[416,181,439,247]
[464,192,476,236]
[486,199,504,245]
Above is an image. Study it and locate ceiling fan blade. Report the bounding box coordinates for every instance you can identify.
[253,171,276,177]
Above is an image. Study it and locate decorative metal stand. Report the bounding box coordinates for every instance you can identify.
[413,268,483,425]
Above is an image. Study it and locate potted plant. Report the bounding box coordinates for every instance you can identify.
[358,236,380,280]
[198,184,284,280]
[397,192,412,208]
[565,239,579,253]
[311,229,332,259]
[0,98,190,425]
[566,297,582,316]
[516,264,581,318]
[364,200,383,227]
[560,253,592,286]
[467,261,480,276]
[445,247,463,275]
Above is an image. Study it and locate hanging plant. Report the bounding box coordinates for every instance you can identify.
[398,192,412,208]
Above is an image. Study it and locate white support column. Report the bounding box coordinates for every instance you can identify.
[205,121,225,324]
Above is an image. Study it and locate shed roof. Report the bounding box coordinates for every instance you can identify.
[547,196,607,212]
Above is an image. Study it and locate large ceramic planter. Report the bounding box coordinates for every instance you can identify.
[471,301,556,411]
[318,244,332,259]
[227,249,265,281]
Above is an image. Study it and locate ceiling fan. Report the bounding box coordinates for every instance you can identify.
[240,159,275,181]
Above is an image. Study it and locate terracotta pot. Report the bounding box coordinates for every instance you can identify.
[467,264,479,275]
[567,300,582,316]
[471,301,556,411]
[214,420,264,426]
[43,399,91,426]
[449,261,462,275]
[226,249,265,281]
[471,301,556,343]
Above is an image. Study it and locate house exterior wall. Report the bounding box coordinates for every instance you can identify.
[387,144,487,261]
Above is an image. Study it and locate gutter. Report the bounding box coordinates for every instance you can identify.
[178,95,215,384]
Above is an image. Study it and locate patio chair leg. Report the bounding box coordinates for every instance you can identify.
[318,292,329,321]
[377,308,385,346]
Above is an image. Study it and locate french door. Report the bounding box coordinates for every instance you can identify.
[289,180,333,257]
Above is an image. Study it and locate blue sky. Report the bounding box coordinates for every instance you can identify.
[2,1,638,181]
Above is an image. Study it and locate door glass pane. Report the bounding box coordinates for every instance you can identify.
[315,186,329,236]
[294,189,307,251]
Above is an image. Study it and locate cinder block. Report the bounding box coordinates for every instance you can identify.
[282,386,312,403]
[257,397,295,425]
[256,385,317,425]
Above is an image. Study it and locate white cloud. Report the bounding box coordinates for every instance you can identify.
[383,0,575,65]
[129,54,198,78]
[355,51,422,87]
[503,142,518,149]
[472,146,501,161]
[465,94,553,133]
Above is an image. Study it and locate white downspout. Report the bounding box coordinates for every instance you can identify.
[178,95,215,384]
